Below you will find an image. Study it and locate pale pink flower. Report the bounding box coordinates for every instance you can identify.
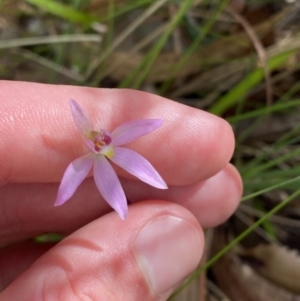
[55,99,167,219]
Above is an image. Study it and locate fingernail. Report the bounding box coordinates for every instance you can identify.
[134,215,202,296]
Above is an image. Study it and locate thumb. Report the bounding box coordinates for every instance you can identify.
[0,201,204,301]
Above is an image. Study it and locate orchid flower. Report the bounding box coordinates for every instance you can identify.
[55,99,167,220]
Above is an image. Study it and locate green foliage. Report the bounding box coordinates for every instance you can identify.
[210,49,297,116]
[169,187,300,300]
[118,0,195,89]
[25,0,97,25]
[159,0,231,94]
[3,1,300,298]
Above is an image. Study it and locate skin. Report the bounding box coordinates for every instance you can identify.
[0,81,243,301]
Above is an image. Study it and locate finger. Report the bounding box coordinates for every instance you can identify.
[0,242,53,291]
[0,164,241,244]
[0,202,204,301]
[0,81,234,186]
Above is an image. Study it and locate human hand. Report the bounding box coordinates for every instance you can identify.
[0,81,242,301]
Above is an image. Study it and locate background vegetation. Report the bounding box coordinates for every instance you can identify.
[1,0,300,300]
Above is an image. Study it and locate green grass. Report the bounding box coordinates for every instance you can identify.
[118,0,196,89]
[25,0,97,25]
[2,1,300,299]
[210,49,297,116]
[169,186,300,299]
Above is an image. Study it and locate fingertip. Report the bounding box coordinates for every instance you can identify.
[191,163,242,228]
[134,211,203,296]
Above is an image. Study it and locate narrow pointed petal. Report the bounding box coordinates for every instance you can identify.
[85,139,97,153]
[70,99,94,138]
[111,119,163,147]
[93,156,128,220]
[55,154,94,206]
[111,147,168,189]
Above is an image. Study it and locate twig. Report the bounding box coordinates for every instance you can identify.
[240,204,300,229]
[235,210,277,243]
[207,280,231,301]
[103,23,168,80]
[226,8,273,106]
[169,4,182,55]
[13,48,85,82]
[84,0,170,80]
[131,23,167,53]
[0,34,102,49]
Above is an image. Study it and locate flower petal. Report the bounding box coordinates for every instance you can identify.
[111,119,163,147]
[93,155,128,220]
[85,139,97,153]
[111,147,167,189]
[70,99,94,138]
[55,154,94,206]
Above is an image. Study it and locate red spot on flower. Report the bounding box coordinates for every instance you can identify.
[93,131,112,152]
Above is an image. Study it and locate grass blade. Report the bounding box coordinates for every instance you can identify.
[210,49,296,116]
[25,0,97,25]
[118,0,195,89]
[168,187,300,300]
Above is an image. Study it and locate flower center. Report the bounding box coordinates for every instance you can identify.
[89,130,112,152]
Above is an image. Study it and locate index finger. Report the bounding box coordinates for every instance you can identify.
[0,81,234,185]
